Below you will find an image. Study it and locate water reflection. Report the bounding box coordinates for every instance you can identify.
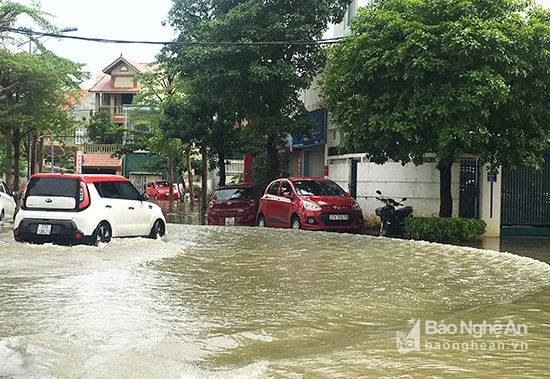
[150,199,207,225]
[0,224,549,378]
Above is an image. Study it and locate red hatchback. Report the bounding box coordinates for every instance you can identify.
[145,180,179,200]
[207,184,265,226]
[257,177,364,232]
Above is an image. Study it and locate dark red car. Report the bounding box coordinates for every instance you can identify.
[257,177,364,233]
[207,184,265,226]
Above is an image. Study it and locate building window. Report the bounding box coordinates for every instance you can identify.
[75,127,84,145]
[345,0,358,31]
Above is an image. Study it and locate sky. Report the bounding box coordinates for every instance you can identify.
[17,0,176,89]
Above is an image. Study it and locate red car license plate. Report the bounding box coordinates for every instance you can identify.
[329,214,348,221]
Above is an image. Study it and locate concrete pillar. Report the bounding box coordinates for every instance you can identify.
[479,165,501,237]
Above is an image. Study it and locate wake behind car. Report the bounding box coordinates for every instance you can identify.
[257,177,364,233]
[14,173,166,245]
[207,183,265,226]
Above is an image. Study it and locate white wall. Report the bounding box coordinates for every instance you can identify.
[327,156,460,218]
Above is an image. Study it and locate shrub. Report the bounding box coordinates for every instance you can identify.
[405,217,486,244]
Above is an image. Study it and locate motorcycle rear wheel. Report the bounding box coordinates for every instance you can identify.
[379,222,389,236]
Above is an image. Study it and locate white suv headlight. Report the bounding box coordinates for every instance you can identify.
[302,200,321,211]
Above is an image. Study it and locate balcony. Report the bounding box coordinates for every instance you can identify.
[96,106,128,124]
[79,144,119,154]
[98,106,125,116]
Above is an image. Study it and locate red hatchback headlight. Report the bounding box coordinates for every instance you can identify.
[301,200,321,211]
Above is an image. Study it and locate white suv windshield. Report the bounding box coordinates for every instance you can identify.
[26,177,78,198]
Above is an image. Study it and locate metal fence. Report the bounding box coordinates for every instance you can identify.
[459,158,480,219]
[501,156,550,226]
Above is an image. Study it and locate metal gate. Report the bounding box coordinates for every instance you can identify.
[459,158,480,218]
[501,155,550,226]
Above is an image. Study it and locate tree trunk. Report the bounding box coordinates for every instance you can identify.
[265,135,280,181]
[29,131,37,176]
[200,144,208,209]
[37,137,44,173]
[217,151,226,187]
[4,127,14,190]
[13,126,21,193]
[186,149,194,205]
[438,161,453,218]
[168,162,174,203]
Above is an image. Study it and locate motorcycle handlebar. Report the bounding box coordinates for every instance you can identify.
[375,196,404,206]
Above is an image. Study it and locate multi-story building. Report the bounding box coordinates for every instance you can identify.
[89,56,153,125]
[72,56,155,177]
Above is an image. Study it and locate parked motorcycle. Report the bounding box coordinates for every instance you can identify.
[375,189,413,237]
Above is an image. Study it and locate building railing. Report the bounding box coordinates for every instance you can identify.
[225,159,244,177]
[79,144,119,154]
[97,106,125,115]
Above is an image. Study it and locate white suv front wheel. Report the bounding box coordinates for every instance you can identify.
[149,219,166,239]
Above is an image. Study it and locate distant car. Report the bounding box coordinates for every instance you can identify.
[257,177,364,233]
[145,180,179,200]
[13,173,166,245]
[207,183,265,226]
[0,179,18,222]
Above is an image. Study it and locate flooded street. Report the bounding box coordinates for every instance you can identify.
[1,219,550,378]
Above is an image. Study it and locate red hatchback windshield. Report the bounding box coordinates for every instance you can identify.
[213,187,253,200]
[292,179,346,196]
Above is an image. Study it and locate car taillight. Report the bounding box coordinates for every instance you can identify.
[78,181,90,210]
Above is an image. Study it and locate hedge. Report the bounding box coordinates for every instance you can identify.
[404,217,486,244]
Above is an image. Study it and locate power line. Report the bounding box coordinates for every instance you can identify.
[1,27,345,47]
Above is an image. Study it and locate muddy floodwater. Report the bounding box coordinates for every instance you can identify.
[0,222,549,378]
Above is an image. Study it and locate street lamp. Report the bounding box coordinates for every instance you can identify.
[27,26,78,53]
[60,27,78,33]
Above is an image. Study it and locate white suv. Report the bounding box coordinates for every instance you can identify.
[14,173,166,245]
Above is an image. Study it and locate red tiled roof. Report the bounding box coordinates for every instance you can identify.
[82,153,122,168]
[89,74,141,93]
[60,90,89,110]
[65,90,89,106]
[89,56,156,93]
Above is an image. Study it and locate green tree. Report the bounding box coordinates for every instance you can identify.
[162,93,221,207]
[0,1,87,189]
[87,111,123,144]
[322,0,550,217]
[164,0,352,181]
